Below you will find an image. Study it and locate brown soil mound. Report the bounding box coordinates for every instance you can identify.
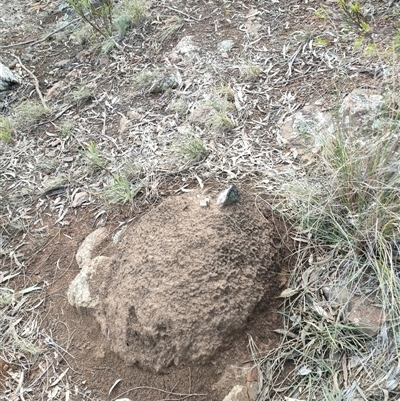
[69,190,281,372]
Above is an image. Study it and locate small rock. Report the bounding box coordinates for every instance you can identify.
[247,381,259,401]
[246,367,258,382]
[277,105,334,155]
[216,185,239,206]
[0,62,20,91]
[150,75,178,93]
[63,156,74,162]
[72,191,89,208]
[199,198,210,207]
[346,295,385,336]
[119,115,130,133]
[76,227,108,268]
[340,88,385,135]
[112,226,127,244]
[173,36,198,56]
[222,385,248,401]
[67,256,110,309]
[45,149,56,158]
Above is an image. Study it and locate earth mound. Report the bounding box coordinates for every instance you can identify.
[68,190,280,372]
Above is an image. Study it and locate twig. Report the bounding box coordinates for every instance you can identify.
[162,5,203,22]
[112,386,206,401]
[37,105,74,127]
[0,18,80,49]
[12,55,47,109]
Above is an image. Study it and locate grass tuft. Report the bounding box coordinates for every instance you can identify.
[0,116,14,141]
[14,100,51,127]
[71,87,94,106]
[179,137,208,162]
[256,104,400,399]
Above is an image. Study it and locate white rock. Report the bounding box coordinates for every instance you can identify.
[67,256,110,309]
[222,385,248,401]
[76,227,108,268]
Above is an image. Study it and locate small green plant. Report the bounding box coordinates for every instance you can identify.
[314,5,327,19]
[218,82,235,102]
[166,97,188,115]
[14,100,51,127]
[73,25,94,45]
[364,42,377,56]
[80,141,104,169]
[104,175,133,204]
[353,36,364,50]
[67,0,113,38]
[315,36,328,47]
[101,38,116,53]
[0,117,14,141]
[179,137,208,162]
[338,0,370,32]
[114,14,132,38]
[392,29,400,52]
[71,87,93,106]
[208,112,234,130]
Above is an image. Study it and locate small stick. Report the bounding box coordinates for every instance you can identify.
[0,18,80,49]
[13,54,47,109]
[163,5,203,22]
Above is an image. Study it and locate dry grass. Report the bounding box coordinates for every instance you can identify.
[253,94,400,399]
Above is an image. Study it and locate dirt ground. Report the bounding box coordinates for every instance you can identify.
[1,0,399,400]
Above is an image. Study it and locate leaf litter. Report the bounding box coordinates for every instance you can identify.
[1,0,400,399]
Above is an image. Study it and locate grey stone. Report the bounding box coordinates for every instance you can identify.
[67,256,111,309]
[199,198,210,207]
[223,385,248,401]
[173,36,198,56]
[150,74,178,93]
[277,105,334,154]
[247,381,259,401]
[0,62,20,91]
[340,88,386,135]
[216,185,239,206]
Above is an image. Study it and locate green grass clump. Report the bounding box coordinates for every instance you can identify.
[80,141,104,169]
[0,117,14,141]
[179,137,208,162]
[103,175,143,205]
[14,100,51,127]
